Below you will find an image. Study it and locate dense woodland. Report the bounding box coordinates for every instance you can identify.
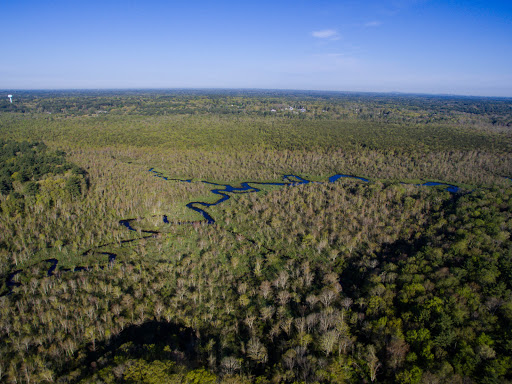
[0,90,511,383]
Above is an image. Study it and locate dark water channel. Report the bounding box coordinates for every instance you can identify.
[149,168,460,225]
[2,167,495,295]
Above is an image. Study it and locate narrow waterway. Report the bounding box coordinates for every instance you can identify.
[0,168,472,295]
[149,168,459,225]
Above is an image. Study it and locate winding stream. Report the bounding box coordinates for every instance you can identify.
[148,168,460,225]
[3,167,498,296]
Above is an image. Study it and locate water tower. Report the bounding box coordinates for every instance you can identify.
[7,95,12,103]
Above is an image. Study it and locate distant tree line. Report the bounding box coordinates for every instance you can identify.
[1,90,511,127]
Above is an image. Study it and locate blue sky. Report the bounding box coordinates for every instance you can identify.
[1,0,511,96]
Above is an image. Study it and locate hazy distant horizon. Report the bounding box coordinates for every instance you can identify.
[2,87,512,100]
[2,0,511,97]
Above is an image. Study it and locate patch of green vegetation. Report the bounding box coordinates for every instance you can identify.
[1,91,511,383]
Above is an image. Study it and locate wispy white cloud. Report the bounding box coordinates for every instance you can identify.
[364,21,382,27]
[312,29,340,40]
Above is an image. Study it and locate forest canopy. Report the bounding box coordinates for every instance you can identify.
[0,90,511,383]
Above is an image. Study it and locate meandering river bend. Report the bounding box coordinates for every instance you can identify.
[2,168,468,295]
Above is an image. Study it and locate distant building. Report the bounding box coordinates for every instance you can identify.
[271,109,276,112]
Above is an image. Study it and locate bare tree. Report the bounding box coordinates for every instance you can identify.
[259,280,272,300]
[247,338,268,364]
[366,345,381,382]
[319,288,337,308]
[220,356,241,375]
[320,330,339,356]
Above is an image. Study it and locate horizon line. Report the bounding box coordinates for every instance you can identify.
[1,87,512,100]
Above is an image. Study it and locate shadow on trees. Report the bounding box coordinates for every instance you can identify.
[339,192,462,299]
[70,320,199,380]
